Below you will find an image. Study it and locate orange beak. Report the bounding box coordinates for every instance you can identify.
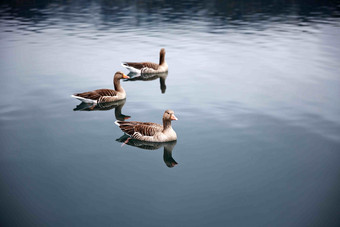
[170,114,178,121]
[122,74,130,79]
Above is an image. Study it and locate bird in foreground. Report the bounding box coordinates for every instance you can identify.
[71,71,129,104]
[121,48,168,74]
[115,110,178,143]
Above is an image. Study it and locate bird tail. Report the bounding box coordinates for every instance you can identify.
[121,63,141,74]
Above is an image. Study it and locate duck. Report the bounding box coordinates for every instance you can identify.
[115,109,177,142]
[71,71,129,104]
[121,48,168,74]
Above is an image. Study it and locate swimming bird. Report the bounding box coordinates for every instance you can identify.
[72,71,129,104]
[121,48,168,74]
[115,109,177,142]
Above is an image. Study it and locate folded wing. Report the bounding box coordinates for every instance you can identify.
[74,89,118,101]
[122,62,159,70]
[115,121,162,136]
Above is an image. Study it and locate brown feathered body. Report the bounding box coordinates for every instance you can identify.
[115,110,178,142]
[72,72,129,103]
[122,48,168,74]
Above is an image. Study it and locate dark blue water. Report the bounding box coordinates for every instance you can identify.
[1,0,340,226]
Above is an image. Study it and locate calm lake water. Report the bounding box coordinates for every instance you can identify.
[1,0,340,226]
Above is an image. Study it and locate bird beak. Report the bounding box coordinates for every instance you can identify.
[124,116,131,120]
[123,74,130,79]
[170,114,178,121]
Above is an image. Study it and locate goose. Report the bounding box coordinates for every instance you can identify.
[71,71,129,104]
[121,48,168,74]
[115,109,177,142]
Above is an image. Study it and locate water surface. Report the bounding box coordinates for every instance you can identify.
[1,0,340,226]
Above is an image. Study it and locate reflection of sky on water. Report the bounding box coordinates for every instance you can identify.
[1,0,340,226]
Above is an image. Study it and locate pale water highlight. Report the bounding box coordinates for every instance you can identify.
[0,1,340,226]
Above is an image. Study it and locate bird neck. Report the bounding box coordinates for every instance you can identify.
[114,78,124,92]
[162,119,172,131]
[159,53,165,65]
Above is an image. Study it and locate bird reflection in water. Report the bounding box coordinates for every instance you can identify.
[116,135,178,168]
[73,99,130,121]
[125,72,168,94]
